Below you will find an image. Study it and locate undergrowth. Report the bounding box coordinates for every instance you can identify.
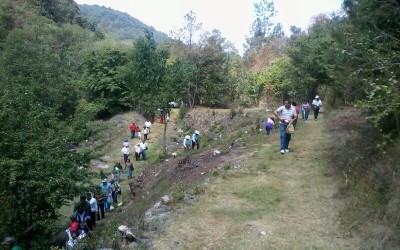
[328,108,400,249]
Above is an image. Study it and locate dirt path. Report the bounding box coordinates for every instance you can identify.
[151,113,360,249]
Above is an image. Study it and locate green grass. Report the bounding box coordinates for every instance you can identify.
[212,185,283,222]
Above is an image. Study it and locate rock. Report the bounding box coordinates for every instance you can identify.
[161,195,171,205]
[100,155,111,162]
[183,194,195,202]
[212,150,221,156]
[128,242,139,249]
[90,159,109,169]
[118,225,129,234]
[233,164,242,170]
[143,202,172,232]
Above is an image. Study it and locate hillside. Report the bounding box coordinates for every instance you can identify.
[83,107,365,249]
[79,4,169,43]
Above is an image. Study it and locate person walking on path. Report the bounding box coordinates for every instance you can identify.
[301,100,310,121]
[135,126,141,140]
[134,143,142,161]
[96,194,105,220]
[273,100,297,154]
[129,123,136,139]
[143,126,149,141]
[125,159,134,179]
[140,139,148,160]
[110,180,120,205]
[312,95,323,120]
[123,138,130,147]
[86,192,97,230]
[191,130,200,150]
[292,101,300,129]
[121,145,130,165]
[1,237,22,250]
[145,119,152,133]
[99,179,112,212]
[113,160,122,181]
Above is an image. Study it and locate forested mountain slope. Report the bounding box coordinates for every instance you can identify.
[79,4,169,43]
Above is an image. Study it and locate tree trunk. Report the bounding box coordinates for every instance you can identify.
[162,111,168,156]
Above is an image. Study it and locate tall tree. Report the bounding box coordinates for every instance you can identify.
[0,15,93,248]
[80,47,130,119]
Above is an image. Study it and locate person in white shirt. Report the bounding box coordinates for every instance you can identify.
[143,126,149,140]
[273,100,297,154]
[134,143,142,161]
[312,95,323,120]
[145,120,152,133]
[140,139,148,160]
[86,192,98,229]
[191,130,200,149]
[121,145,130,164]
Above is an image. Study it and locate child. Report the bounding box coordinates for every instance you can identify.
[136,126,141,140]
[265,117,275,135]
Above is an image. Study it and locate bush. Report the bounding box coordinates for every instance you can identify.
[230,108,237,119]
[212,169,219,176]
[223,164,231,170]
[172,191,185,201]
[179,106,189,120]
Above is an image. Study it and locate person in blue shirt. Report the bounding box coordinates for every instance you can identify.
[99,179,112,211]
[183,135,191,151]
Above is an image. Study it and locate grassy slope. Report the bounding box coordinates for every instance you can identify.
[151,112,360,249]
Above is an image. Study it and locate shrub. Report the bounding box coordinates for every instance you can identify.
[194,186,205,195]
[230,108,237,119]
[179,106,189,120]
[212,169,219,176]
[172,191,185,201]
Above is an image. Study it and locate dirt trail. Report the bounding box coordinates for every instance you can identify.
[151,113,360,249]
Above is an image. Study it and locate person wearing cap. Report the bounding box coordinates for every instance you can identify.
[273,99,297,154]
[1,237,22,250]
[312,95,322,120]
[191,130,200,150]
[99,179,112,212]
[183,135,191,150]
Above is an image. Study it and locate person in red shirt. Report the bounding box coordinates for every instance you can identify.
[292,101,300,129]
[129,123,136,139]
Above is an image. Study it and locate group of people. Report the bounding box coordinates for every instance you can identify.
[183,130,201,150]
[272,95,322,154]
[129,120,152,141]
[65,192,99,249]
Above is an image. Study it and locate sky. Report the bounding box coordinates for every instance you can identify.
[74,0,343,53]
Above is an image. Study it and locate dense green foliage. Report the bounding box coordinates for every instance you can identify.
[0,1,98,248]
[79,4,168,43]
